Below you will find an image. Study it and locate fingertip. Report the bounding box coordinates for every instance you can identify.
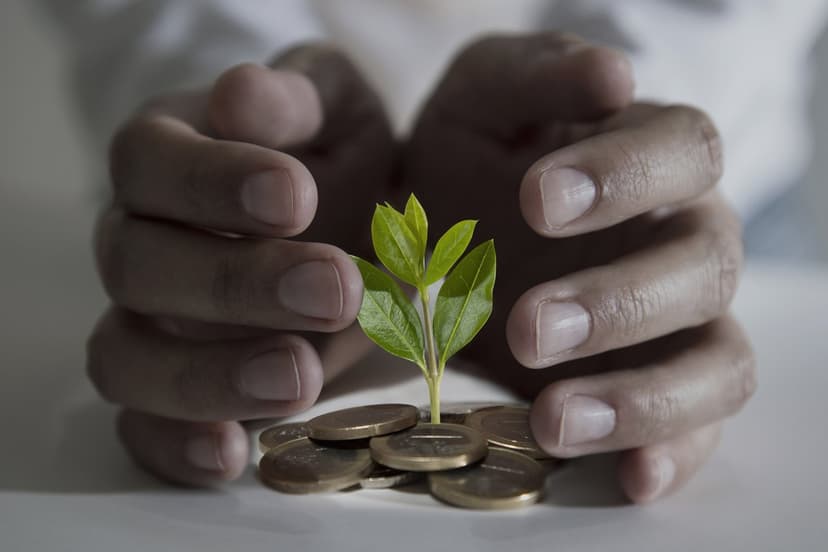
[271,334,325,412]
[329,248,365,328]
[214,422,251,480]
[618,448,676,504]
[506,294,542,369]
[209,63,323,148]
[529,387,564,454]
[519,164,550,238]
[117,411,250,486]
[241,151,318,236]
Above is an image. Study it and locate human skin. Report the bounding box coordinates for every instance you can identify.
[405,33,755,502]
[87,34,755,503]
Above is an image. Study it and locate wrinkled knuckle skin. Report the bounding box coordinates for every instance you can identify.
[631,384,681,444]
[667,104,724,185]
[611,138,660,205]
[210,252,251,324]
[596,281,662,343]
[173,354,235,421]
[180,141,221,217]
[728,341,758,415]
[704,228,744,317]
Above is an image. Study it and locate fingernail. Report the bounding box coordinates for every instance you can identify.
[642,455,676,502]
[238,349,301,401]
[559,395,616,446]
[278,260,343,320]
[539,168,596,228]
[242,169,294,226]
[185,434,225,471]
[535,301,591,360]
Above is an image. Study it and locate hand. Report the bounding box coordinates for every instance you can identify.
[405,33,756,503]
[87,45,395,485]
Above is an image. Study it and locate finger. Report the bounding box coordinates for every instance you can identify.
[117,409,249,485]
[528,317,756,457]
[208,63,323,149]
[210,44,388,150]
[95,210,362,331]
[206,45,394,251]
[520,104,724,235]
[88,308,324,421]
[507,197,742,368]
[618,422,723,504]
[110,108,318,236]
[427,32,634,139]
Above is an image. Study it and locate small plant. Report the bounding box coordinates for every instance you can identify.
[351,194,496,424]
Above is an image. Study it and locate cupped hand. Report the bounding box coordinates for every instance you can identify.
[88,45,395,485]
[405,33,756,503]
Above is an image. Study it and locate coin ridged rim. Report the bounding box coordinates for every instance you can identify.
[369,423,488,472]
[258,437,374,494]
[359,468,422,490]
[464,406,550,459]
[307,404,419,441]
[257,422,309,453]
[427,448,544,510]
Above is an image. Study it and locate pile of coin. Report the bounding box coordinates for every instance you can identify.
[257,403,557,510]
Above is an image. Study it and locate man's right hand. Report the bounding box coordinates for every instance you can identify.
[87,45,395,486]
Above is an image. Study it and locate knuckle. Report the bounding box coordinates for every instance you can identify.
[702,228,744,317]
[666,104,724,184]
[630,384,681,443]
[597,280,662,341]
[210,251,251,323]
[172,352,234,421]
[726,341,758,415]
[179,140,219,215]
[611,138,660,205]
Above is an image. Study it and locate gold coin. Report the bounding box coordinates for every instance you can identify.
[464,406,550,459]
[370,423,488,472]
[359,464,422,489]
[307,403,418,441]
[257,422,308,453]
[258,437,374,494]
[428,447,545,509]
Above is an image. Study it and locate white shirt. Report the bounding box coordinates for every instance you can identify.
[38,0,828,218]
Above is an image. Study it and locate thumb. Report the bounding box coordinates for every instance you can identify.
[424,32,635,139]
[208,43,387,150]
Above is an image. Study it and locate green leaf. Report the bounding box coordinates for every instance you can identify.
[352,257,426,368]
[433,240,496,367]
[424,220,477,285]
[403,194,428,264]
[371,204,422,286]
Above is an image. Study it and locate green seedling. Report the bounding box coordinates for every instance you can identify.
[351,194,496,423]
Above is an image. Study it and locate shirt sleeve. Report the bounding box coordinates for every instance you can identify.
[34,0,326,152]
[547,0,828,217]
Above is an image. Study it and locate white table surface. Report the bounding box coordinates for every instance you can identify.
[1,191,827,551]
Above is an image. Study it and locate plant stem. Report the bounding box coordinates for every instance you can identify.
[427,375,441,423]
[419,285,441,424]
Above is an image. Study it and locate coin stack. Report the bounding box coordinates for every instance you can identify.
[257,403,557,510]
